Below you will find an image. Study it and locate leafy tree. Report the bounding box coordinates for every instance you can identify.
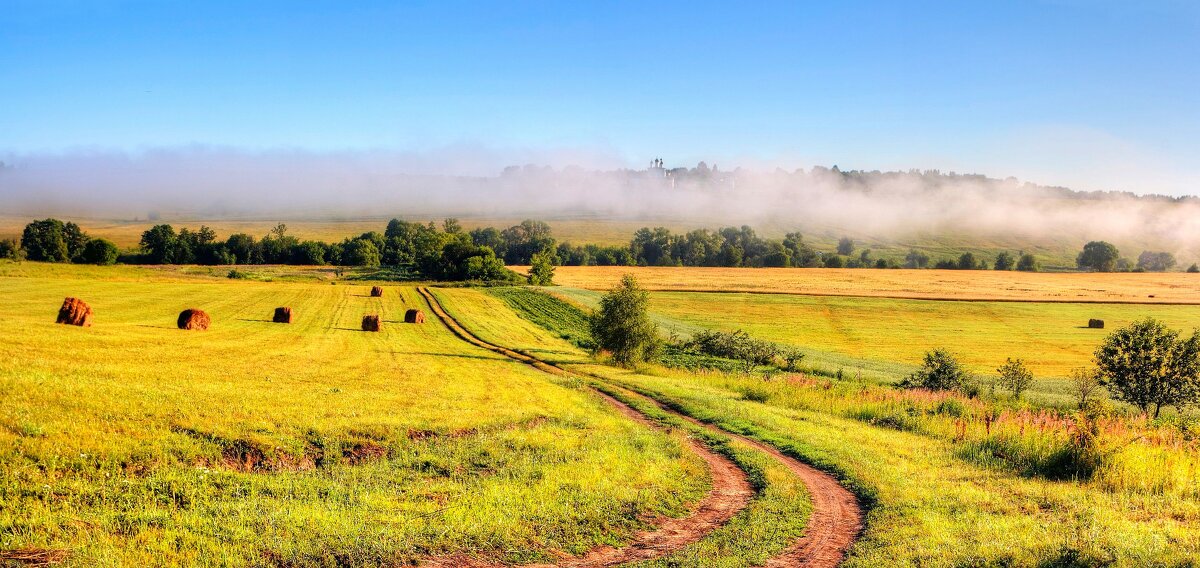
[528,249,556,285]
[904,249,930,269]
[1077,241,1120,272]
[62,222,89,261]
[823,254,845,268]
[21,219,70,262]
[291,241,326,265]
[1137,251,1177,272]
[1016,252,1039,272]
[0,238,21,260]
[1189,263,1200,274]
[836,237,855,256]
[470,227,505,255]
[957,252,978,270]
[342,238,382,267]
[903,348,969,391]
[225,233,261,264]
[501,220,555,264]
[139,224,178,264]
[80,238,119,265]
[1094,319,1200,417]
[997,358,1034,399]
[589,275,661,366]
[994,251,1015,271]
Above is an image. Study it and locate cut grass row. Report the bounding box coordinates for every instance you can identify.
[0,264,708,565]
[436,286,1200,565]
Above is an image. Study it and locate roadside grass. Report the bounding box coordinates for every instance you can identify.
[443,285,1200,566]
[0,264,707,565]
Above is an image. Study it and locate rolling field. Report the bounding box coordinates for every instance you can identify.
[0,264,712,565]
[542,266,1200,304]
[550,287,1200,381]
[434,286,1200,566]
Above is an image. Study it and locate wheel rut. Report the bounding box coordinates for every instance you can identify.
[417,288,753,567]
[417,287,863,567]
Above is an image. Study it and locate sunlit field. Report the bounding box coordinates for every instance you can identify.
[435,286,1200,566]
[541,266,1200,304]
[0,263,707,565]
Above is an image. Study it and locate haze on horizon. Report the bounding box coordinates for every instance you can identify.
[1,0,1198,250]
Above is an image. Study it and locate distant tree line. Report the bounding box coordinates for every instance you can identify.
[5,218,1191,275]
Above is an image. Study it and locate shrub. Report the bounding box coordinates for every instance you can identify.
[903,348,969,392]
[0,238,22,260]
[1189,263,1199,274]
[685,329,782,373]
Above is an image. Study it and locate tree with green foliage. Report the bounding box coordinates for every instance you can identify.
[904,348,969,392]
[0,238,21,260]
[1189,263,1200,274]
[342,238,381,267]
[905,249,930,269]
[139,224,178,264]
[225,233,260,264]
[1016,252,1039,272]
[836,237,855,256]
[1137,251,1177,272]
[1094,318,1200,417]
[823,254,845,268]
[62,221,88,261]
[21,219,70,262]
[527,249,556,285]
[1077,241,1120,272]
[997,358,1035,399]
[589,275,661,366]
[994,251,1015,271]
[291,241,326,265]
[957,252,978,270]
[80,238,119,265]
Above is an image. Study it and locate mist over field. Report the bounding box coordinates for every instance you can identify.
[2,147,1198,254]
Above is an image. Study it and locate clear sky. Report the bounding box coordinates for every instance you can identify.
[2,0,1198,195]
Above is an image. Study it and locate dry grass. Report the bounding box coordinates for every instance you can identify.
[539,266,1200,304]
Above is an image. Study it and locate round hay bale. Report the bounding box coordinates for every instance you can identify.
[370,286,384,297]
[273,307,293,324]
[362,314,381,332]
[404,309,426,324]
[178,309,211,330]
[1088,319,1105,329]
[56,297,93,327]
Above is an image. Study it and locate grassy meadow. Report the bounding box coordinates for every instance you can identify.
[435,286,1200,566]
[0,263,712,565]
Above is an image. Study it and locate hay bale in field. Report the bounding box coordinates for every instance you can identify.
[362,314,381,332]
[178,309,211,330]
[1088,319,1105,329]
[370,286,384,297]
[273,307,293,324]
[404,309,426,324]
[56,297,93,327]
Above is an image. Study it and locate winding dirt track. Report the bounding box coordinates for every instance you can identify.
[417,287,863,567]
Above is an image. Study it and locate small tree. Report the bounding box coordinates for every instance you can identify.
[1077,241,1120,272]
[1016,252,1039,272]
[836,237,855,256]
[1070,367,1104,411]
[1094,318,1200,417]
[589,275,661,366]
[1136,251,1177,272]
[0,238,22,260]
[904,348,969,391]
[994,251,1015,271]
[997,357,1034,399]
[1188,263,1199,274]
[80,238,119,265]
[904,249,930,269]
[527,249,556,285]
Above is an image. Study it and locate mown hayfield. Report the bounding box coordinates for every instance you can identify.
[435,286,1200,566]
[550,288,1200,381]
[0,263,708,565]
[540,266,1200,304]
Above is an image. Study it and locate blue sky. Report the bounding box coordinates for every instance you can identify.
[1,0,1198,194]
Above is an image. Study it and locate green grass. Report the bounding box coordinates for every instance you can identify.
[439,285,1200,566]
[0,263,708,565]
